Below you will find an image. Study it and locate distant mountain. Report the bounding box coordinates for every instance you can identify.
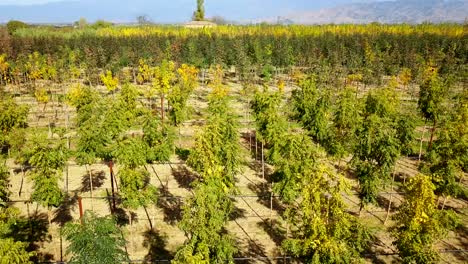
[285,0,468,24]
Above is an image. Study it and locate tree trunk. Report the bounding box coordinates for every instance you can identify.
[85,165,94,211]
[441,196,448,210]
[160,94,165,124]
[109,161,116,214]
[428,119,437,151]
[418,122,427,162]
[384,169,396,225]
[261,141,265,180]
[19,166,25,197]
[143,205,153,230]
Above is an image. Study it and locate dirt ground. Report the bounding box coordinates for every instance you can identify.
[4,80,468,263]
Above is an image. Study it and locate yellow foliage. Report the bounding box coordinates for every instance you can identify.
[100,70,119,92]
[34,87,49,104]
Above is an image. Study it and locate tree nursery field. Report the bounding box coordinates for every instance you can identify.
[0,22,467,263]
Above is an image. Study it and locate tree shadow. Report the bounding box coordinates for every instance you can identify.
[9,210,52,262]
[248,182,285,214]
[102,189,130,226]
[142,228,173,263]
[52,192,78,227]
[257,219,286,247]
[235,238,271,264]
[157,186,182,225]
[229,205,247,221]
[171,165,197,189]
[175,147,190,161]
[375,195,398,212]
[79,170,106,192]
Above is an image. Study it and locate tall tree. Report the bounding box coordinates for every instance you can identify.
[193,0,205,21]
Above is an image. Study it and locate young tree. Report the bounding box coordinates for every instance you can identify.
[142,112,175,163]
[168,64,199,126]
[62,211,129,264]
[291,75,334,153]
[113,135,158,226]
[174,167,237,263]
[417,66,447,150]
[188,67,242,188]
[283,159,372,263]
[332,87,362,159]
[421,90,468,206]
[152,60,175,124]
[392,174,459,264]
[28,134,67,223]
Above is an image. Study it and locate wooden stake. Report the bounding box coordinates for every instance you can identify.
[78,196,84,225]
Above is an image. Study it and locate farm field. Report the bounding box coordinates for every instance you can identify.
[0,21,467,264]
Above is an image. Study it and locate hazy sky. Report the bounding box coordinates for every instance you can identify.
[0,0,396,23]
[0,0,387,6]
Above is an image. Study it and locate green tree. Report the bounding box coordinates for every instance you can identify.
[421,90,468,204]
[193,0,205,21]
[28,134,67,223]
[417,66,447,149]
[291,76,334,153]
[174,167,237,263]
[0,161,9,207]
[62,211,129,264]
[0,207,34,264]
[6,20,28,35]
[332,87,362,158]
[142,113,175,163]
[392,174,459,264]
[188,77,242,189]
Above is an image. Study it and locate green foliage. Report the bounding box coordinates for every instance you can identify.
[0,162,9,207]
[142,113,175,163]
[114,136,147,169]
[421,91,468,198]
[351,86,409,208]
[6,20,28,35]
[418,68,447,122]
[0,97,29,133]
[251,86,288,164]
[291,76,334,152]
[0,238,33,264]
[188,87,242,188]
[28,135,67,208]
[0,97,29,151]
[62,211,129,264]
[118,168,157,210]
[352,114,400,206]
[174,167,237,263]
[0,207,34,264]
[392,174,458,264]
[331,87,362,158]
[272,133,318,203]
[283,162,372,263]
